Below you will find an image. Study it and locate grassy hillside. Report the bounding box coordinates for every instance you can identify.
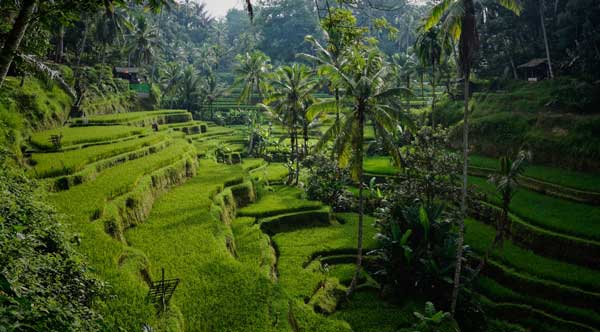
[435,78,600,171]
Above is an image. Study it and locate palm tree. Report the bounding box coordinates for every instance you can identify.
[415,26,443,127]
[233,50,271,104]
[424,0,521,315]
[127,16,160,66]
[199,71,228,120]
[178,65,202,111]
[261,64,319,184]
[307,47,412,296]
[160,62,183,107]
[489,151,529,247]
[94,7,133,63]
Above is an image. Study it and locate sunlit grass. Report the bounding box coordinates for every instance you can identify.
[470,154,600,193]
[29,133,165,178]
[465,218,600,292]
[30,125,147,150]
[469,176,600,240]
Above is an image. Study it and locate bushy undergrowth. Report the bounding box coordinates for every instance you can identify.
[0,153,104,331]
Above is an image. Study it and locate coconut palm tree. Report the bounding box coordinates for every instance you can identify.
[415,26,443,127]
[233,50,271,104]
[490,150,530,246]
[199,71,228,120]
[307,47,412,296]
[160,62,183,107]
[260,64,319,184]
[127,16,160,66]
[424,0,521,315]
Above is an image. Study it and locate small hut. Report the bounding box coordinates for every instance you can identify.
[113,67,142,84]
[518,58,549,82]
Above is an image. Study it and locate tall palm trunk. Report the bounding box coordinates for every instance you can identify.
[348,104,365,297]
[451,64,470,317]
[406,74,411,114]
[431,61,437,128]
[303,120,309,156]
[539,0,554,78]
[56,25,65,63]
[0,0,37,87]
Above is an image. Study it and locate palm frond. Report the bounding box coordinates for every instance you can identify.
[497,0,522,15]
[424,0,455,31]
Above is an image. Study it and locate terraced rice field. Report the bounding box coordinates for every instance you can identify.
[29,107,600,332]
[32,109,420,332]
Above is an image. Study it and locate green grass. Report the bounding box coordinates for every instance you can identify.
[476,276,600,328]
[78,109,190,125]
[250,163,289,183]
[464,218,600,292]
[470,154,600,193]
[238,186,321,218]
[29,133,165,178]
[47,139,196,330]
[331,292,419,332]
[30,125,147,150]
[363,156,398,175]
[126,160,291,331]
[242,158,267,171]
[470,176,600,241]
[273,212,378,300]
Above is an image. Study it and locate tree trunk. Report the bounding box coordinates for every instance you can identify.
[303,120,308,157]
[295,128,300,185]
[509,54,518,79]
[420,71,425,102]
[0,0,37,87]
[406,74,411,114]
[431,61,436,128]
[347,104,365,297]
[539,0,554,79]
[451,65,470,316]
[56,25,65,63]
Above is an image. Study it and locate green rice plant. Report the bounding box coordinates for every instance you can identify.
[125,160,294,331]
[238,186,321,218]
[272,212,378,301]
[75,109,191,125]
[470,154,600,193]
[242,158,267,171]
[29,133,165,178]
[30,125,147,150]
[476,277,600,327]
[232,216,277,279]
[47,141,197,331]
[330,292,420,332]
[470,176,600,240]
[363,156,398,176]
[464,219,600,292]
[250,163,289,183]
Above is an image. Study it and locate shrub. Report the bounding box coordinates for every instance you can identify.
[303,153,353,212]
[0,153,104,331]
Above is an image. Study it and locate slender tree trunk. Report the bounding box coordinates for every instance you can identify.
[451,65,470,316]
[56,25,65,63]
[406,74,411,114]
[335,88,340,123]
[347,105,365,297]
[0,0,37,87]
[539,0,554,79]
[431,61,436,128]
[303,120,308,157]
[509,54,518,79]
[420,71,425,102]
[295,128,300,185]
